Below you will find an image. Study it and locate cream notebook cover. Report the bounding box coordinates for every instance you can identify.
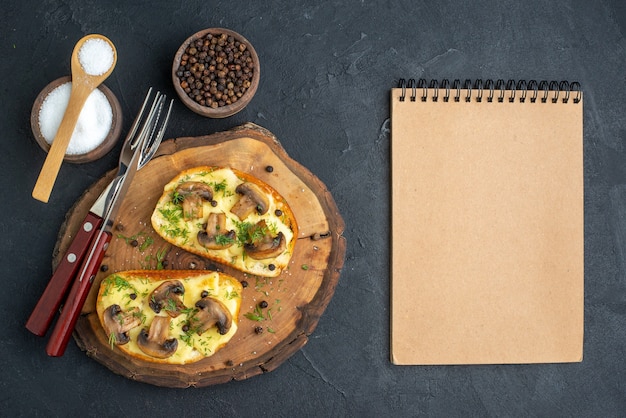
[390,79,584,365]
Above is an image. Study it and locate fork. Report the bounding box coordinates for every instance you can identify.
[25,89,172,338]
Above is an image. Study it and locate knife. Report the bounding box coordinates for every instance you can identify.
[45,91,172,356]
[25,89,159,337]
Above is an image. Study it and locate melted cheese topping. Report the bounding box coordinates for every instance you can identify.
[150,166,297,277]
[96,270,242,364]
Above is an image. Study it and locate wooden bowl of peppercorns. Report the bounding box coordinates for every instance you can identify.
[172,28,260,118]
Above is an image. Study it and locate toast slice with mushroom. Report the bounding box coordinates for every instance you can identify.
[96,269,242,364]
[150,166,298,277]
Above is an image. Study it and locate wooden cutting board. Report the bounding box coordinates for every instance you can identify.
[52,123,346,387]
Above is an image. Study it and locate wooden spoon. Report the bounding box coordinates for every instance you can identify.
[32,34,117,203]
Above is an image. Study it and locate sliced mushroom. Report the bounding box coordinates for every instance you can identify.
[197,212,236,250]
[175,181,213,200]
[244,220,287,260]
[102,304,142,346]
[174,181,214,220]
[148,280,186,317]
[192,297,232,335]
[136,315,178,359]
[230,182,269,220]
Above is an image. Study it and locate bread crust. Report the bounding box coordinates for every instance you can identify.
[150,166,298,277]
[96,269,242,364]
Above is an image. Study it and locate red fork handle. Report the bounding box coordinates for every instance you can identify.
[45,230,111,357]
[26,212,103,336]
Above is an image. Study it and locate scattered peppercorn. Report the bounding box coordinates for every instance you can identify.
[182,323,190,332]
[100,264,108,272]
[241,280,248,288]
[176,32,255,109]
[130,239,139,247]
[201,290,209,298]
[268,264,276,271]
[265,165,273,173]
[274,209,282,217]
[259,300,268,309]
[129,293,137,300]
[254,326,264,334]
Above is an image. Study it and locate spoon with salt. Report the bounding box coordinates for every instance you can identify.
[32,34,117,203]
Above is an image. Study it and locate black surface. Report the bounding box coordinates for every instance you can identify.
[2,1,625,416]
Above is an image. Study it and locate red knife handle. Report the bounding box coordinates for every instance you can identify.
[26,212,103,336]
[45,230,111,357]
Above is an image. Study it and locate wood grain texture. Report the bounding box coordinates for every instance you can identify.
[52,123,346,387]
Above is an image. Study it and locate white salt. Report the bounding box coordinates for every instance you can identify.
[38,82,113,155]
[78,38,114,76]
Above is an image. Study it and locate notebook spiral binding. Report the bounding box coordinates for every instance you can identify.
[397,78,581,104]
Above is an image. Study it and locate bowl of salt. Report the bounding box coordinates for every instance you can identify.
[31,75,122,164]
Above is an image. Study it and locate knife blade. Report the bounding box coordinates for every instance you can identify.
[25,89,157,337]
[45,93,171,356]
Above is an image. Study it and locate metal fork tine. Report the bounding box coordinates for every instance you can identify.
[141,98,173,167]
[144,94,166,148]
[133,94,162,148]
[154,99,174,144]
[131,93,164,158]
[125,87,154,150]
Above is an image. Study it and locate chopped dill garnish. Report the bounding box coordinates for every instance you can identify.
[215,233,236,246]
[102,274,138,296]
[244,304,266,322]
[211,179,228,193]
[117,231,154,251]
[171,190,185,204]
[159,207,183,224]
[108,332,117,349]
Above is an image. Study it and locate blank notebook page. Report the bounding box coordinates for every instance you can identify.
[390,82,583,365]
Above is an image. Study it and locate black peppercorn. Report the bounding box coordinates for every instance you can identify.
[259,300,268,309]
[176,32,255,109]
[129,293,137,300]
[130,239,138,247]
[265,165,273,173]
[100,264,108,272]
[274,209,282,217]
[241,280,248,288]
[268,264,276,271]
[201,290,209,298]
[254,326,264,334]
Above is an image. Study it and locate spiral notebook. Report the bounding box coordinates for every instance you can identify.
[390,79,584,365]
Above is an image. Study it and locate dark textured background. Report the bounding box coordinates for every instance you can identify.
[2,0,625,416]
